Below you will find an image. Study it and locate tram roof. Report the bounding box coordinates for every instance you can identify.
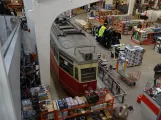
[50,19,98,64]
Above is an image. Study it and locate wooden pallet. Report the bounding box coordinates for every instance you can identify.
[127,64,142,67]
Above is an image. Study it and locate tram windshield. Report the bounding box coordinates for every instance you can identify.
[81,67,96,82]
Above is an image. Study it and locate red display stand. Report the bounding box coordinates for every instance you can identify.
[141,91,161,119]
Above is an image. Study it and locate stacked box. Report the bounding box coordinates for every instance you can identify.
[119,51,126,58]
[124,46,136,59]
[124,46,144,67]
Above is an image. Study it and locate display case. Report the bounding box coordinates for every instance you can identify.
[141,87,161,120]
[132,27,161,45]
[41,90,114,120]
[132,29,148,44]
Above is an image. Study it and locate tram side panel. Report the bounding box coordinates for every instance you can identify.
[59,67,80,96]
[50,50,59,78]
[51,48,81,96]
[80,80,97,93]
[51,49,97,96]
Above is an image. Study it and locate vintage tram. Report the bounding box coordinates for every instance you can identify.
[50,17,98,96]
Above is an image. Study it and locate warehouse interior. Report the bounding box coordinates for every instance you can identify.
[0,0,161,120]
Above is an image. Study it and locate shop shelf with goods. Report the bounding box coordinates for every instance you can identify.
[98,9,120,16]
[154,36,161,54]
[111,15,131,30]
[97,9,120,25]
[114,21,124,34]
[21,85,55,120]
[91,10,131,27]
[7,1,23,12]
[132,26,161,45]
[113,20,144,35]
[122,21,130,35]
[41,89,114,120]
[132,29,148,45]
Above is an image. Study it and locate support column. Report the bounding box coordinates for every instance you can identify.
[23,0,36,53]
[0,49,17,120]
[141,0,145,4]
[128,0,135,15]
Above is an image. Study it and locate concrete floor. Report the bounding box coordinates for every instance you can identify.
[50,14,161,120]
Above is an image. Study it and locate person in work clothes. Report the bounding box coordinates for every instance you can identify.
[154,63,161,86]
[131,22,142,40]
[97,23,107,42]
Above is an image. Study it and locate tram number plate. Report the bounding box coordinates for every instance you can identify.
[85,53,92,60]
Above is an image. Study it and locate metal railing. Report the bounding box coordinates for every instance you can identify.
[98,61,127,103]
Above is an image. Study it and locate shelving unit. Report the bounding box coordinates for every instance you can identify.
[154,37,161,53]
[40,91,114,120]
[132,29,148,45]
[114,21,123,34]
[132,28,161,45]
[114,20,145,35]
[97,9,120,24]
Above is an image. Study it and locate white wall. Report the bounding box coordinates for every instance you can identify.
[0,77,9,120]
[4,24,21,120]
[146,10,161,22]
[0,16,7,46]
[27,0,100,85]
[0,25,20,120]
[0,23,21,120]
[128,0,135,15]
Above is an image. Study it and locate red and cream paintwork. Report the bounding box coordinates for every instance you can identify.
[141,91,161,120]
[50,50,98,96]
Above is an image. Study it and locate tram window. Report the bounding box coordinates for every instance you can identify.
[75,67,78,80]
[53,45,59,61]
[81,67,96,82]
[59,53,73,63]
[59,56,73,76]
[55,49,58,61]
